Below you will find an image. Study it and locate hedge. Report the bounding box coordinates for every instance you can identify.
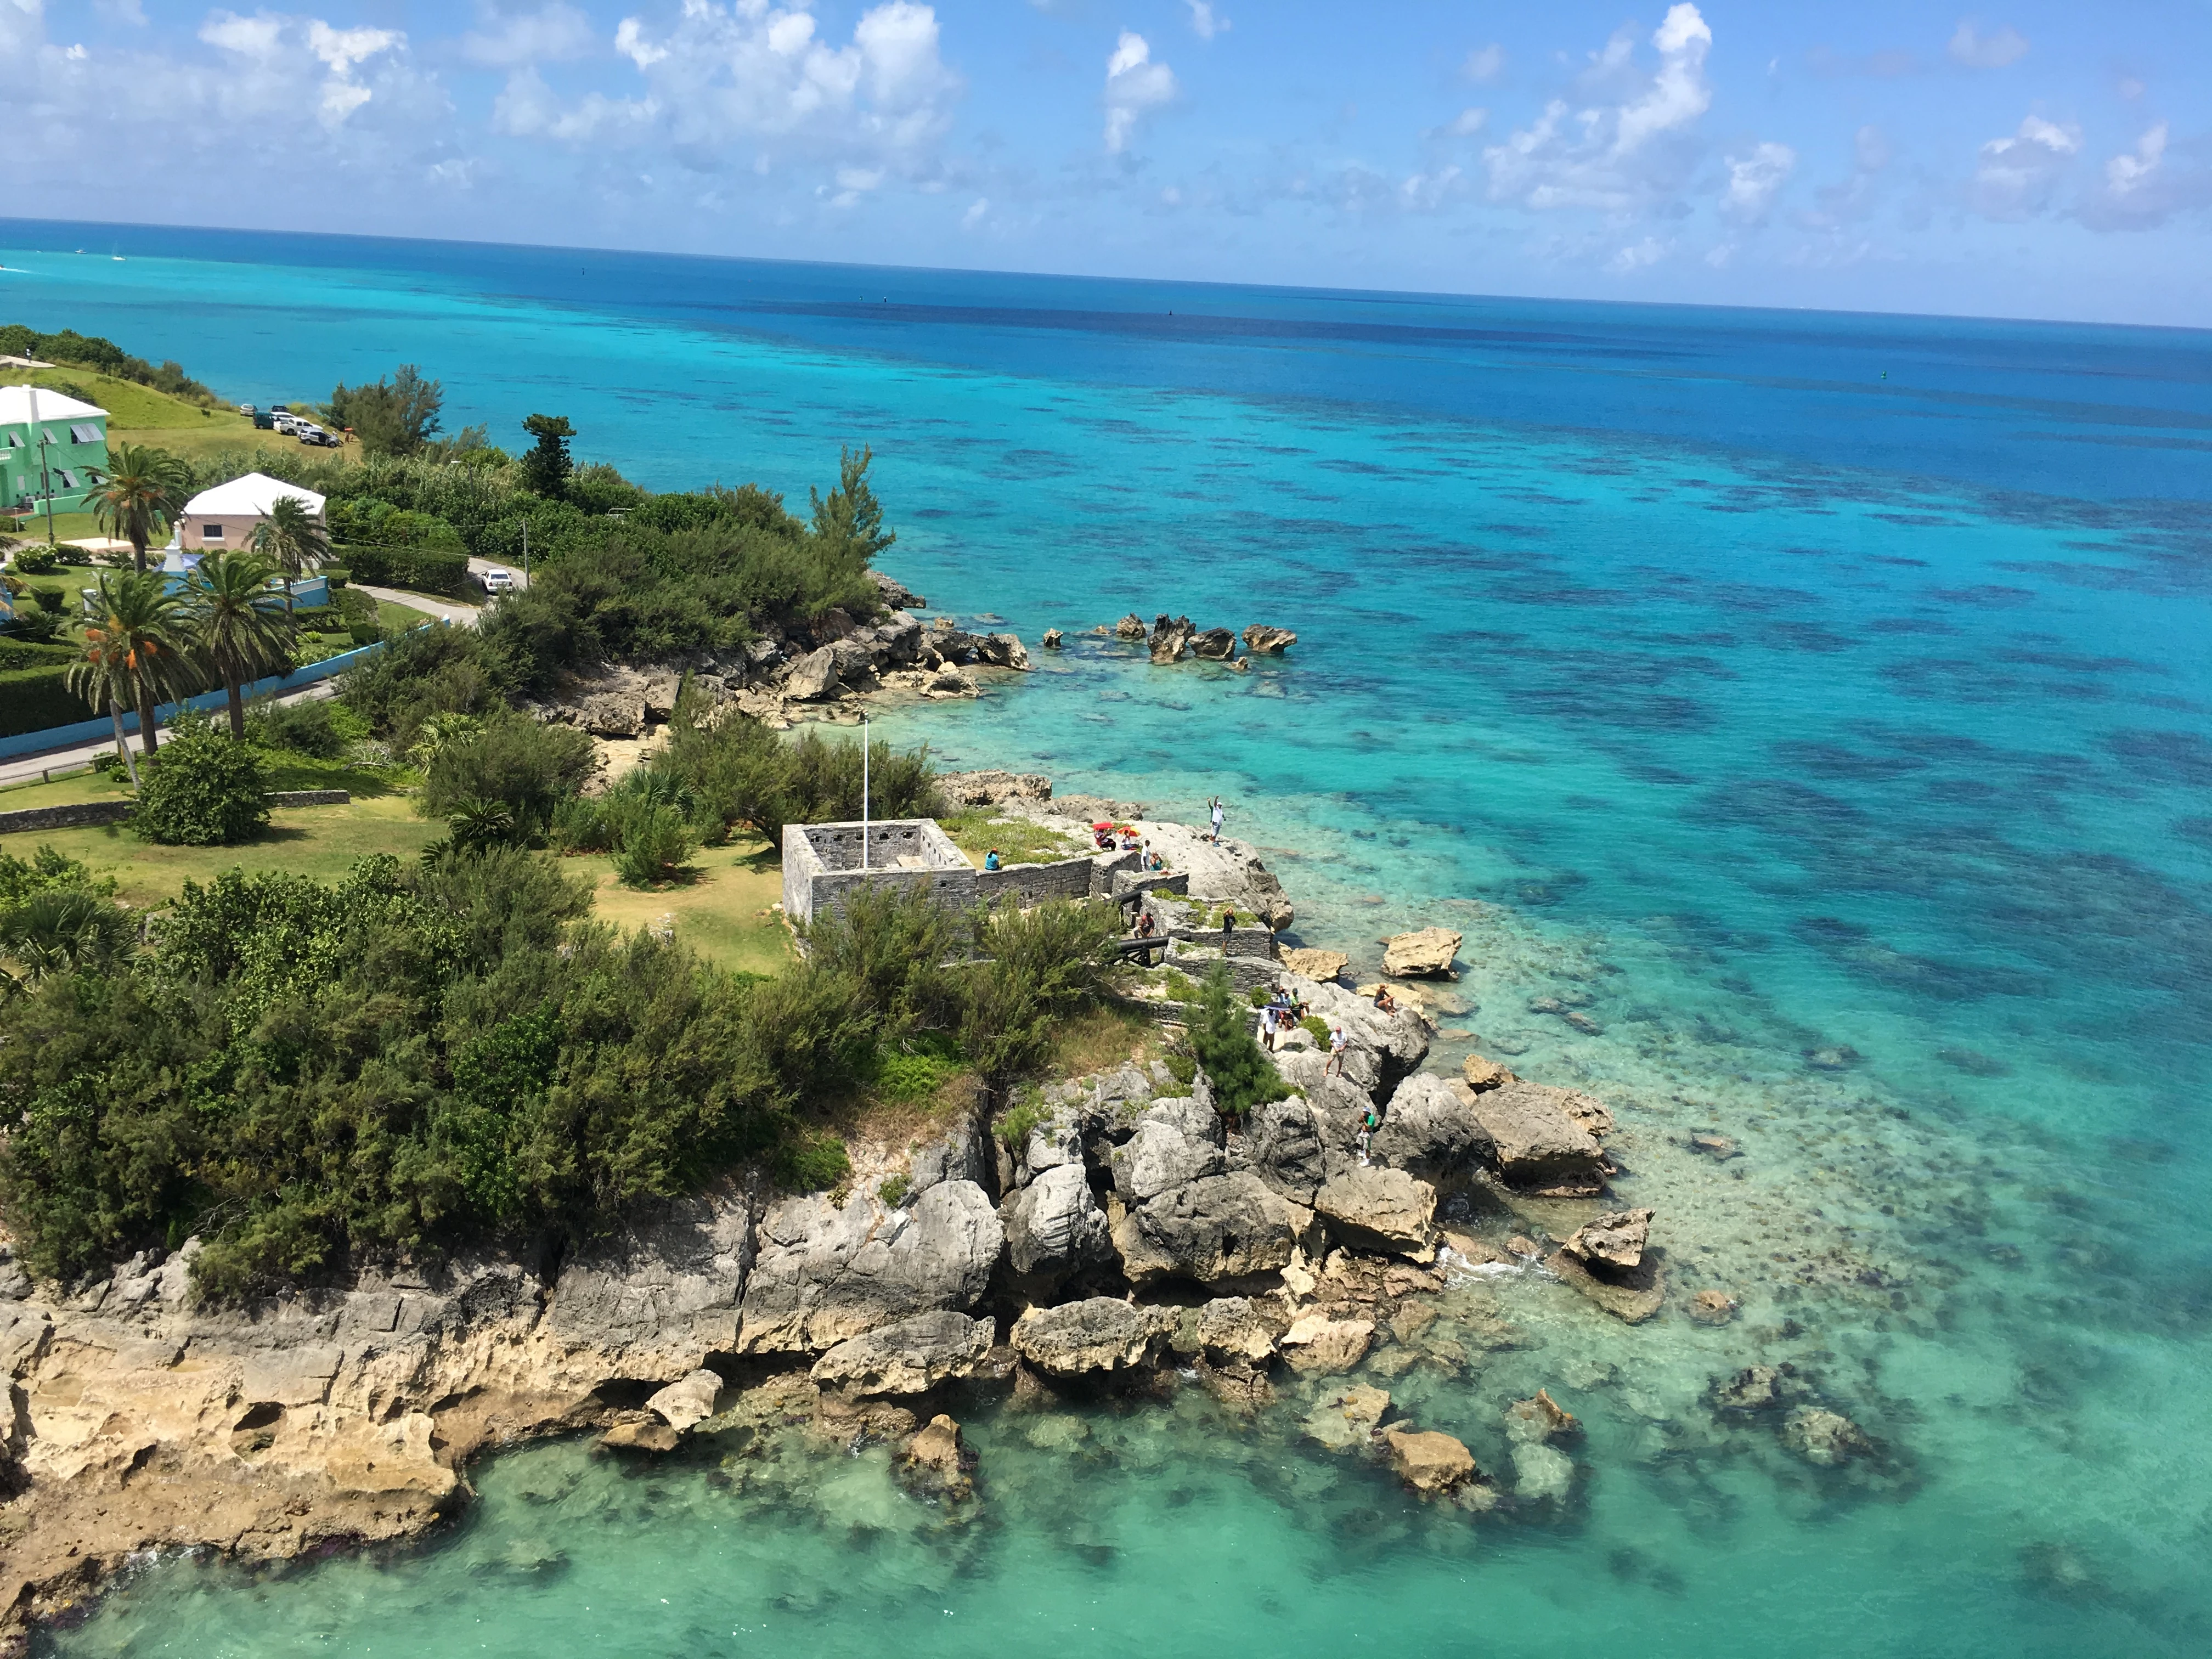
[337,545,469,597]
[0,665,91,739]
[0,641,76,673]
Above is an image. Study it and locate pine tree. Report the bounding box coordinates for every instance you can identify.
[1188,962,1290,1119]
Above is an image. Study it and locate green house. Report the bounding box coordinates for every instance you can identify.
[0,385,109,517]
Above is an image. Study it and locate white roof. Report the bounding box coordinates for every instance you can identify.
[0,385,107,424]
[182,472,326,518]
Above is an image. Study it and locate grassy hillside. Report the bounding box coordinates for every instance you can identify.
[0,367,359,466]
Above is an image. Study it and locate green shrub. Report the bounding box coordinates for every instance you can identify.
[877,1171,911,1210]
[870,1032,965,1104]
[772,1130,852,1193]
[10,548,58,575]
[133,714,270,845]
[996,1091,1046,1150]
[0,640,74,672]
[1188,962,1290,1118]
[420,708,595,833]
[247,696,363,759]
[1300,1014,1333,1047]
[609,801,697,885]
[335,621,503,744]
[1164,1051,1197,1086]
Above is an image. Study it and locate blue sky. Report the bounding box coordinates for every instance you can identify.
[7,1,2210,323]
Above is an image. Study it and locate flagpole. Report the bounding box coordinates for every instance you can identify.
[862,712,871,871]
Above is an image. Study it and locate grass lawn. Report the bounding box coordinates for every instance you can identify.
[935,805,1091,867]
[376,598,437,630]
[2,762,797,975]
[0,792,441,906]
[575,834,794,976]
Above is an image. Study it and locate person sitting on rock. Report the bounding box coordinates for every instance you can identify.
[1135,909,1157,939]
[1372,984,1396,1014]
[1144,847,1164,871]
[983,848,1001,871]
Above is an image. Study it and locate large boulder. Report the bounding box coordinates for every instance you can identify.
[1249,1096,1328,1203]
[1280,1313,1375,1374]
[737,1181,1003,1353]
[644,1368,723,1431]
[1383,1425,1477,1495]
[1111,1172,1300,1286]
[869,571,927,610]
[908,1110,992,1198]
[782,646,841,702]
[1194,1296,1284,1363]
[1313,1167,1437,1257]
[1242,624,1296,655]
[1383,927,1463,979]
[1278,947,1348,983]
[980,633,1033,670]
[1460,1054,1516,1092]
[1124,819,1296,930]
[1114,613,1148,640]
[1782,1406,1872,1466]
[1150,614,1196,663]
[1369,1072,1496,1186]
[1274,978,1432,1104]
[810,1312,996,1396]
[1189,628,1237,661]
[1001,1164,1113,1287]
[1111,1114,1227,1204]
[936,769,1053,808]
[1560,1209,1654,1274]
[1460,1079,1609,1194]
[1011,1298,1173,1376]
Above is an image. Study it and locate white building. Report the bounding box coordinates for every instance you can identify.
[179,472,326,552]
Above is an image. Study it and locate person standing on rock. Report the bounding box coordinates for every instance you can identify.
[1325,1023,1348,1077]
[1260,1003,1279,1051]
[1209,796,1226,842]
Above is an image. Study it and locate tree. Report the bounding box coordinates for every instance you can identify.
[185,550,291,740]
[0,891,134,983]
[89,444,191,575]
[67,570,188,761]
[520,414,575,499]
[1187,962,1290,1119]
[329,365,444,458]
[809,445,896,566]
[250,495,331,620]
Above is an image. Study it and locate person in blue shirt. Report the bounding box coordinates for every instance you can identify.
[983,848,1001,871]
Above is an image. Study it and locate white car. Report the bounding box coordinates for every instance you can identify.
[481,567,515,593]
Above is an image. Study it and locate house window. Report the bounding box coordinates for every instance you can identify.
[68,424,101,444]
[56,469,78,489]
[203,524,223,540]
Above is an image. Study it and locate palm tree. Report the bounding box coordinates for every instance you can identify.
[185,549,291,740]
[250,495,331,622]
[89,444,191,575]
[68,570,189,762]
[0,891,135,983]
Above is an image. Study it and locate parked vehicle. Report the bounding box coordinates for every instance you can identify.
[251,410,276,430]
[300,430,341,448]
[481,567,515,593]
[236,403,256,415]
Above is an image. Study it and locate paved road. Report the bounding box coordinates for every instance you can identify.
[0,586,484,786]
[466,555,529,590]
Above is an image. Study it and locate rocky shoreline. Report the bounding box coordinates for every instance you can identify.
[0,735,1882,1651]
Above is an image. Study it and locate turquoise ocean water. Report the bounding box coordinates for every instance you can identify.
[5,221,2211,1656]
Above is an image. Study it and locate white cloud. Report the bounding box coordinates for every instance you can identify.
[1721,140,1796,224]
[1609,235,1671,273]
[1103,31,1176,155]
[961,195,988,229]
[1968,113,2079,219]
[2080,122,2212,230]
[1442,106,1486,138]
[1948,20,2028,70]
[613,16,666,69]
[549,2,961,184]
[1462,43,1503,83]
[199,10,283,58]
[1483,3,1711,213]
[461,3,595,69]
[494,66,655,139]
[306,20,400,76]
[1185,2,1226,42]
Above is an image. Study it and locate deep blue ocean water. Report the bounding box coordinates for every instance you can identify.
[5,220,2211,1657]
